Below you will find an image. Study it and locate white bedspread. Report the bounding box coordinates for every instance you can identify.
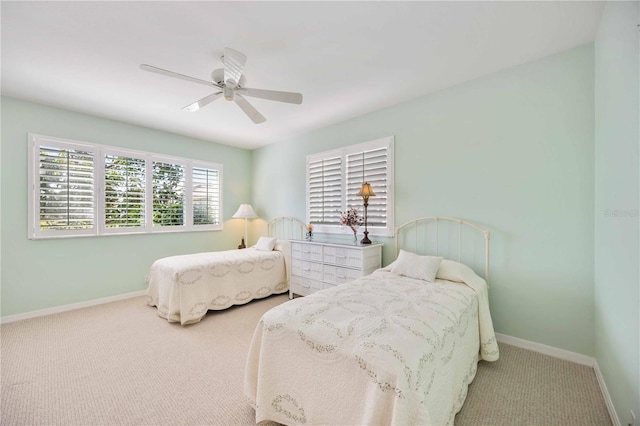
[146,247,288,325]
[244,266,499,425]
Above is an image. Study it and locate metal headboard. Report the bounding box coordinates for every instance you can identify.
[395,216,491,284]
[268,216,305,240]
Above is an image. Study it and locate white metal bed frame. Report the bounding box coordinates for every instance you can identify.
[395,216,491,284]
[267,216,305,241]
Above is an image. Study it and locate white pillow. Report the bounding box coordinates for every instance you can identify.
[389,250,443,282]
[436,259,476,283]
[255,236,277,251]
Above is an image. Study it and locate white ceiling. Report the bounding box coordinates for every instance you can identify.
[1,1,604,150]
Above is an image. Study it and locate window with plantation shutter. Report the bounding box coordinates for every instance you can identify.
[308,156,342,225]
[35,143,96,237]
[29,134,223,239]
[346,146,389,228]
[306,136,394,237]
[152,161,185,227]
[104,154,146,229]
[192,166,221,226]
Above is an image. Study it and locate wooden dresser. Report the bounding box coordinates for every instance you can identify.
[289,240,383,298]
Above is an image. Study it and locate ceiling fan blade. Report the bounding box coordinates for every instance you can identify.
[140,64,215,87]
[182,92,223,112]
[223,47,247,88]
[237,88,303,104]
[234,94,266,124]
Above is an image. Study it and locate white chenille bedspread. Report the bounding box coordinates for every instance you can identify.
[146,247,288,325]
[244,263,498,425]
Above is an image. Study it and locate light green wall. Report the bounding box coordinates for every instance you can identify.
[3,24,634,416]
[594,2,640,423]
[0,97,252,316]
[253,45,596,356]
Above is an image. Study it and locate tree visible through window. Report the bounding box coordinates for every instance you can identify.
[152,161,185,227]
[104,155,145,228]
[29,134,223,239]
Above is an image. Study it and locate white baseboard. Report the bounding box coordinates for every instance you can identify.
[593,361,622,426]
[496,333,619,425]
[496,332,595,366]
[0,290,146,324]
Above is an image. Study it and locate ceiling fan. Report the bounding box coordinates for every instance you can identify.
[140,47,303,124]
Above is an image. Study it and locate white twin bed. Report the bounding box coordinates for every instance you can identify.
[145,214,499,425]
[146,217,305,325]
[243,216,499,425]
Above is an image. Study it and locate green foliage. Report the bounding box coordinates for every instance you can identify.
[152,161,185,226]
[37,144,220,233]
[104,156,145,228]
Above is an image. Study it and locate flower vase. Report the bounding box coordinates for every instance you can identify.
[350,226,358,242]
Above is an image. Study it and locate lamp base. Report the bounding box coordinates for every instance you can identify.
[237,237,246,249]
[361,231,372,245]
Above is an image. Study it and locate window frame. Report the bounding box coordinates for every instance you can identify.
[150,156,189,231]
[306,136,394,237]
[28,134,224,239]
[191,162,223,228]
[100,147,149,235]
[29,135,98,239]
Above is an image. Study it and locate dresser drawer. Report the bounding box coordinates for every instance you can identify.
[290,275,324,296]
[291,242,323,262]
[291,259,323,281]
[323,246,362,268]
[288,240,382,299]
[323,265,361,285]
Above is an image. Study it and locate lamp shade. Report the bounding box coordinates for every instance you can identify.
[357,183,376,198]
[232,204,258,219]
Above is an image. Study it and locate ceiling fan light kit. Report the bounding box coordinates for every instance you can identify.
[224,86,235,101]
[140,47,303,124]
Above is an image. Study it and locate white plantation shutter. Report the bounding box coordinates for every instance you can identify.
[37,144,95,234]
[29,134,224,238]
[152,161,185,227]
[308,156,343,225]
[104,154,146,229]
[306,136,394,236]
[192,166,221,226]
[346,146,389,228]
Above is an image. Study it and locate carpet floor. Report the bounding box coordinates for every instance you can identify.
[1,294,611,425]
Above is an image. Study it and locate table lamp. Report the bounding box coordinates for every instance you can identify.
[357,183,376,244]
[232,204,258,249]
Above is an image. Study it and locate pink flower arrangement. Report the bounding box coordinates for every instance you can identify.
[339,206,364,233]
